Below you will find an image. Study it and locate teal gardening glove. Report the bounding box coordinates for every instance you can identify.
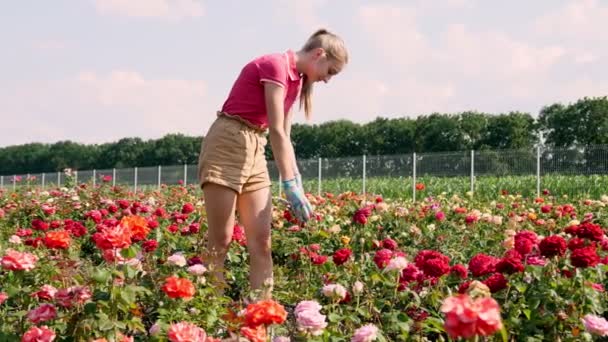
[282,177,313,223]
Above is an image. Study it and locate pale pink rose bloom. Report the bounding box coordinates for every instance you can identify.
[322,284,347,300]
[187,264,207,276]
[352,281,364,295]
[351,324,379,342]
[0,292,8,304]
[295,301,328,336]
[273,337,291,342]
[167,253,187,267]
[385,257,408,272]
[9,235,22,244]
[582,314,608,336]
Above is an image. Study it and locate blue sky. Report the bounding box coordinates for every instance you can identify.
[1,0,606,147]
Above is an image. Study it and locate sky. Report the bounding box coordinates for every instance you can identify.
[1,0,607,147]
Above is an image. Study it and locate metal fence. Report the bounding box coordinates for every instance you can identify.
[2,145,608,199]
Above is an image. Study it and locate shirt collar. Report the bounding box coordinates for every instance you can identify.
[286,49,301,81]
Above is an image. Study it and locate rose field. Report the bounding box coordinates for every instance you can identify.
[3,173,608,341]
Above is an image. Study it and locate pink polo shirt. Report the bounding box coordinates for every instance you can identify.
[220,49,302,129]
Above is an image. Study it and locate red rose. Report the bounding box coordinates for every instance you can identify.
[142,239,158,253]
[422,258,451,277]
[382,238,398,250]
[483,273,508,293]
[495,249,524,274]
[539,235,567,257]
[310,253,328,265]
[468,254,498,277]
[373,249,393,269]
[400,264,422,283]
[450,264,468,279]
[568,238,594,251]
[570,246,600,268]
[576,222,604,241]
[32,219,49,231]
[332,248,352,266]
[181,203,195,214]
[353,206,372,225]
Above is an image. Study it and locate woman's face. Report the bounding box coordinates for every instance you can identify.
[307,48,343,84]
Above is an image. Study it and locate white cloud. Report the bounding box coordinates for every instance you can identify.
[535,0,608,38]
[438,24,565,80]
[271,0,328,33]
[31,40,68,52]
[358,4,430,67]
[0,70,208,146]
[93,0,204,20]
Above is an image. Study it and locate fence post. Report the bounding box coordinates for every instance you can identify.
[1,175,3,189]
[75,171,78,185]
[362,154,366,196]
[13,175,16,190]
[42,173,45,189]
[158,166,162,190]
[112,168,116,187]
[93,170,96,187]
[278,175,282,198]
[536,146,541,198]
[470,150,475,194]
[134,167,138,193]
[412,153,417,202]
[57,172,61,187]
[318,157,322,196]
[184,164,188,186]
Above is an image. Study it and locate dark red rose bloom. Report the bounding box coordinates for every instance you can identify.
[450,264,468,279]
[332,248,352,266]
[539,235,567,257]
[483,273,508,293]
[468,253,499,277]
[496,249,524,274]
[576,222,604,241]
[570,246,600,268]
[373,249,393,269]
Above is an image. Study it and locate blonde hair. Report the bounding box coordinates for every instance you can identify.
[299,29,349,119]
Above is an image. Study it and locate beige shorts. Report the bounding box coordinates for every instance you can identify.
[197,113,271,194]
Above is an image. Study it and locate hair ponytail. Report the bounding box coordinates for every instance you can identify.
[299,28,348,120]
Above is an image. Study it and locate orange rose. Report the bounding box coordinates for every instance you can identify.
[245,300,287,327]
[44,230,71,249]
[120,216,150,241]
[162,276,195,300]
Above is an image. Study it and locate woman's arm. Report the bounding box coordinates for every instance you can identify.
[265,82,296,181]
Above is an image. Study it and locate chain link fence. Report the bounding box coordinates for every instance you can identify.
[2,145,608,199]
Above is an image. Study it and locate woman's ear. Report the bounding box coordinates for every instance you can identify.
[312,47,325,59]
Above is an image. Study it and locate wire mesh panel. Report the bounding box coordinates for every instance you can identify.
[138,166,158,187]
[186,165,198,186]
[96,169,114,184]
[115,168,135,187]
[160,165,183,185]
[77,170,94,185]
[474,149,536,198]
[366,154,413,198]
[475,149,536,176]
[415,151,470,196]
[322,156,364,194]
[416,151,470,177]
[296,158,319,194]
[542,146,608,175]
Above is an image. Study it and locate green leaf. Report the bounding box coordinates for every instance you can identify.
[121,246,138,259]
[327,313,341,322]
[84,302,97,315]
[92,268,111,283]
[500,326,509,342]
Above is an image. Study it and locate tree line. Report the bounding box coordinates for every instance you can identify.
[1,96,606,175]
